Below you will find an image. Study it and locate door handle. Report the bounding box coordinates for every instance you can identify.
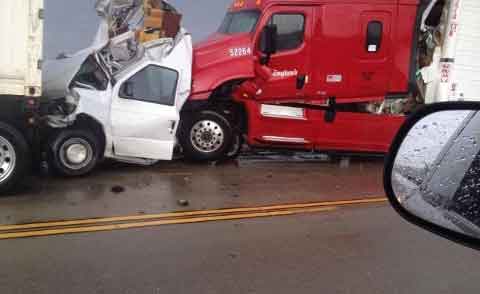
[169,120,177,134]
[297,74,307,90]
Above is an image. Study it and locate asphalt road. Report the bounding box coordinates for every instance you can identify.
[0,155,478,293]
[0,155,385,225]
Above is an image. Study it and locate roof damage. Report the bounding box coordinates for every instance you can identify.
[41,0,191,129]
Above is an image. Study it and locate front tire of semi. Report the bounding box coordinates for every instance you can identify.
[179,111,233,162]
[48,129,100,177]
[0,123,30,194]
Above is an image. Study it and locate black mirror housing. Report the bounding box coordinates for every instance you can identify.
[384,102,480,250]
[259,24,278,59]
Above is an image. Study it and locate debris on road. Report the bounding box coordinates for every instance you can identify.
[111,185,126,194]
[177,199,189,207]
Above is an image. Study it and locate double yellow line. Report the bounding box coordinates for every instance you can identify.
[0,197,387,240]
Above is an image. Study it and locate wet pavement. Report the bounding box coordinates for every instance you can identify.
[0,153,478,293]
[0,203,478,294]
[0,153,385,225]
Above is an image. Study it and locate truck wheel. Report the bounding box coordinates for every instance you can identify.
[0,123,30,194]
[49,129,100,177]
[180,111,233,162]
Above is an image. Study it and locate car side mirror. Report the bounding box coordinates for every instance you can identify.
[259,24,278,65]
[121,81,134,98]
[384,102,480,250]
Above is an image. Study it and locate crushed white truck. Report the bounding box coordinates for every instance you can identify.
[40,0,192,177]
[0,0,192,192]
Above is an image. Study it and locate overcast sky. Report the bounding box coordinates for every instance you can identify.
[44,0,231,58]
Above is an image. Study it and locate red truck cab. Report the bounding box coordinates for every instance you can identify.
[179,0,425,161]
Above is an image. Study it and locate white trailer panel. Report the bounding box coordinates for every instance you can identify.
[0,0,43,97]
[452,0,480,101]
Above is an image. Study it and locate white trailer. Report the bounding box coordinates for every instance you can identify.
[0,0,43,193]
[420,0,480,103]
[0,0,43,97]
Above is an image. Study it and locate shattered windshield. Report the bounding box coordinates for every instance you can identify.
[71,55,109,91]
[218,10,260,34]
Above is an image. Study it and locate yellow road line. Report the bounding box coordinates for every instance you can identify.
[0,207,337,240]
[0,197,387,232]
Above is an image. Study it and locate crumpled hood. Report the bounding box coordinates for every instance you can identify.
[42,0,139,99]
[42,49,96,100]
[94,0,144,41]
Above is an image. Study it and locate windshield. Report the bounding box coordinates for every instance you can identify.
[218,10,260,34]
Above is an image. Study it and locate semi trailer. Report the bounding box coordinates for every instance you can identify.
[0,0,43,192]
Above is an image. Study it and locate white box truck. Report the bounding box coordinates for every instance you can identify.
[0,0,43,192]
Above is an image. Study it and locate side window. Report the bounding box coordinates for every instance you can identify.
[270,14,305,51]
[366,21,383,53]
[119,65,178,106]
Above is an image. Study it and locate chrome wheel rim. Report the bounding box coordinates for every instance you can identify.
[0,136,16,183]
[59,138,93,170]
[190,120,225,153]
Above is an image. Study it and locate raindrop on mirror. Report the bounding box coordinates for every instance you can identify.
[391,110,480,239]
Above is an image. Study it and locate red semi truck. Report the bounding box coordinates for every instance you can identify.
[178,0,428,161]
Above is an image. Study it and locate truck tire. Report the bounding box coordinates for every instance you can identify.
[48,129,100,177]
[0,123,30,194]
[226,131,244,159]
[180,111,233,162]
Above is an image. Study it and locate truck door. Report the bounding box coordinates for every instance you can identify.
[110,63,180,160]
[308,5,394,102]
[253,6,313,102]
